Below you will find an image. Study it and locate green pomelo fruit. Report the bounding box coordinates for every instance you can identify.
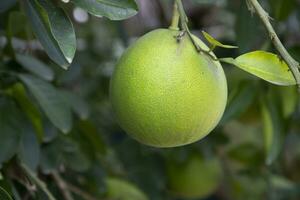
[167,155,222,199]
[110,28,227,147]
[105,177,148,200]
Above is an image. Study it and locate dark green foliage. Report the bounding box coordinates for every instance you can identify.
[0,0,299,199]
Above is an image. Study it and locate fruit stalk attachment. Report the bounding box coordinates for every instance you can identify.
[174,0,217,61]
[169,2,180,30]
[247,0,300,90]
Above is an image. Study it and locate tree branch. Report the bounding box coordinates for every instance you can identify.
[175,0,218,61]
[247,0,300,89]
[169,2,180,30]
[66,183,100,200]
[21,164,56,200]
[51,172,102,200]
[51,172,74,200]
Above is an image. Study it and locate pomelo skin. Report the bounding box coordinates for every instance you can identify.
[110,28,227,147]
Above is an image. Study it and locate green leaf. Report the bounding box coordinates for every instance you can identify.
[221,82,256,124]
[16,54,54,81]
[235,1,263,53]
[9,83,44,141]
[40,140,62,174]
[202,31,238,49]
[288,46,300,62]
[63,150,91,172]
[221,51,296,86]
[10,183,22,200]
[23,0,76,69]
[60,137,91,172]
[60,90,90,120]
[78,120,106,155]
[277,86,298,118]
[18,123,40,171]
[227,143,263,166]
[40,136,91,173]
[192,0,226,6]
[43,120,59,143]
[261,91,283,165]
[7,11,28,37]
[269,0,296,21]
[0,97,22,166]
[19,74,73,133]
[270,175,295,191]
[71,0,138,20]
[0,186,13,200]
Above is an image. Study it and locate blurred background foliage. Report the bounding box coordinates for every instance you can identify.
[0,0,300,199]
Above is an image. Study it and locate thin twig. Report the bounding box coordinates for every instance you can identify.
[51,172,74,200]
[66,183,100,200]
[52,172,106,200]
[169,2,180,30]
[21,164,56,200]
[175,0,218,61]
[247,0,300,89]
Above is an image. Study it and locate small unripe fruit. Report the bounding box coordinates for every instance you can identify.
[110,28,227,147]
[167,155,222,199]
[105,177,148,200]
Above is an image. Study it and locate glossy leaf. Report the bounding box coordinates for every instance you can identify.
[9,83,44,141]
[60,90,90,120]
[235,1,262,53]
[71,0,138,20]
[40,136,90,173]
[192,0,226,6]
[6,11,28,56]
[277,86,298,118]
[18,122,40,171]
[0,186,13,200]
[23,0,76,69]
[221,82,256,124]
[0,97,22,166]
[261,92,283,165]
[16,54,54,81]
[7,11,28,38]
[78,120,106,155]
[288,46,300,63]
[202,31,238,49]
[19,74,73,133]
[221,51,296,86]
[268,0,296,21]
[40,139,62,174]
[227,143,263,166]
[63,150,91,172]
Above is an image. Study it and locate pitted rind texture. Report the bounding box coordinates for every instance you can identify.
[110,28,227,147]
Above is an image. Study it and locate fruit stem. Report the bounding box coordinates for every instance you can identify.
[175,0,218,61]
[247,0,300,90]
[169,2,180,30]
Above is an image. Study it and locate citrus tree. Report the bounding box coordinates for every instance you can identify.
[0,0,300,199]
